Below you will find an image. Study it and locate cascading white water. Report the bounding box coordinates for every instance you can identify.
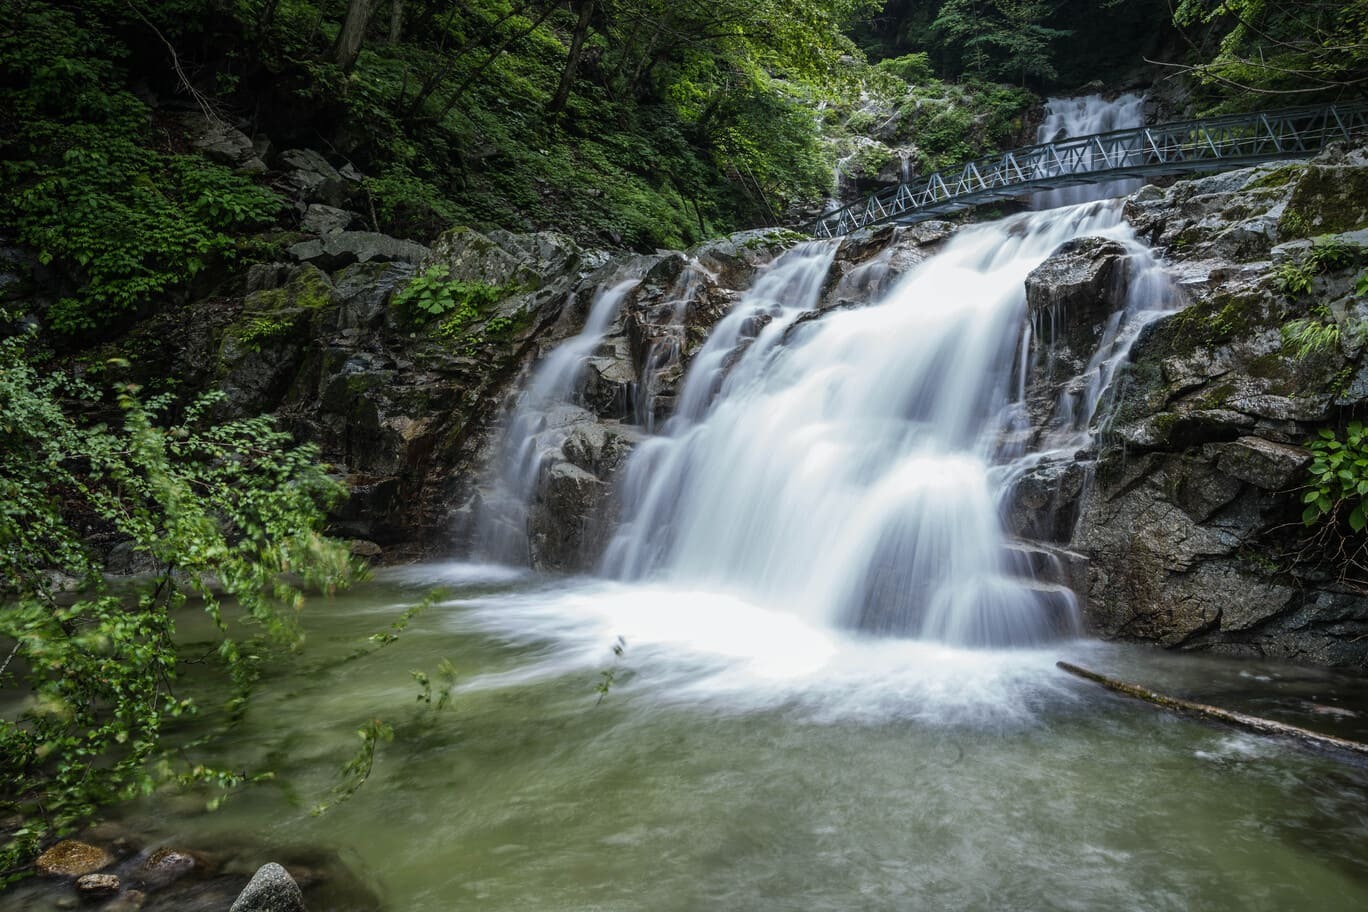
[473,96,1175,651]
[471,279,640,562]
[600,202,1173,648]
[1034,93,1147,209]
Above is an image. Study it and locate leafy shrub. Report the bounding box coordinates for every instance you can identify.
[1304,423,1368,531]
[0,4,283,334]
[0,323,353,876]
[364,165,464,240]
[1276,260,1316,297]
[19,143,283,334]
[876,52,936,84]
[392,265,508,326]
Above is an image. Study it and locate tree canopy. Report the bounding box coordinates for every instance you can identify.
[1170,0,1368,103]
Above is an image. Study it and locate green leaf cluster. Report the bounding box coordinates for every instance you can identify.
[0,322,354,877]
[0,3,284,335]
[1173,0,1368,107]
[1305,423,1368,531]
[392,265,510,328]
[931,0,1071,85]
[1276,237,1365,357]
[1278,237,1362,298]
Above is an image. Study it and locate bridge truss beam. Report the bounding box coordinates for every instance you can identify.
[808,102,1368,238]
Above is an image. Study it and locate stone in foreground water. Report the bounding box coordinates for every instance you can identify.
[229,863,306,912]
[34,840,113,877]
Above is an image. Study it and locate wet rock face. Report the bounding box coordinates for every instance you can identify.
[1026,237,1129,356]
[525,419,645,571]
[158,226,621,555]
[1021,236,1131,439]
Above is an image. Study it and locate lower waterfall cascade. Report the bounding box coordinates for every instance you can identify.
[600,202,1176,647]
[472,202,1178,650]
[467,92,1183,650]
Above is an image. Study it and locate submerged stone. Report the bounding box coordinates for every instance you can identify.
[74,873,120,897]
[34,840,113,877]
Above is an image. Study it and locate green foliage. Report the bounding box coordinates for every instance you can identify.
[1306,236,1359,273]
[0,323,354,878]
[897,80,1036,173]
[1304,422,1368,531]
[413,660,459,711]
[877,52,936,84]
[1276,236,1364,299]
[364,166,465,241]
[314,588,456,815]
[391,265,509,327]
[235,313,298,352]
[311,719,394,817]
[1173,0,1368,105]
[932,0,1071,84]
[0,3,284,334]
[1276,234,1367,358]
[1280,315,1341,359]
[1276,261,1316,297]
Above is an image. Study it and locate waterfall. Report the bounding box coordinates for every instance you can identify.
[1034,93,1147,209]
[598,204,1172,648]
[472,96,1175,652]
[471,279,640,563]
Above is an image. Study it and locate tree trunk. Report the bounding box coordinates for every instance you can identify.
[388,0,404,44]
[258,0,282,34]
[626,23,665,98]
[548,0,596,115]
[333,0,376,73]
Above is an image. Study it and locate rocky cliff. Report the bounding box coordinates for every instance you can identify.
[1007,142,1368,668]
[46,127,1368,668]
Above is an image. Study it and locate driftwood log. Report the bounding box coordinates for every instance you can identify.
[1056,660,1368,759]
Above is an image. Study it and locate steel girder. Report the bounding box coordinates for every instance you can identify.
[808,101,1368,238]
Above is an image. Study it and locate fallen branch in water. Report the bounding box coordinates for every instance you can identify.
[1056,660,1368,759]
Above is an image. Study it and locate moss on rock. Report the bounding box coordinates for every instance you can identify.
[1279,165,1368,238]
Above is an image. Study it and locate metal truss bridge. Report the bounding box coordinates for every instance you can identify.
[808,101,1368,238]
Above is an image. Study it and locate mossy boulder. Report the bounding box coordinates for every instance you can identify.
[1278,160,1368,238]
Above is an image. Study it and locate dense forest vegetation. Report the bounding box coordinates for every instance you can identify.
[4,1,1359,335]
[3,0,1367,889]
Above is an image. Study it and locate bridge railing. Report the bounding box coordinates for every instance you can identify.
[808,101,1368,238]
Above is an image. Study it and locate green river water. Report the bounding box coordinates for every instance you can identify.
[6,563,1368,911]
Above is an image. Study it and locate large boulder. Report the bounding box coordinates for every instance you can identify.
[1020,236,1131,436]
[275,149,352,207]
[287,231,429,270]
